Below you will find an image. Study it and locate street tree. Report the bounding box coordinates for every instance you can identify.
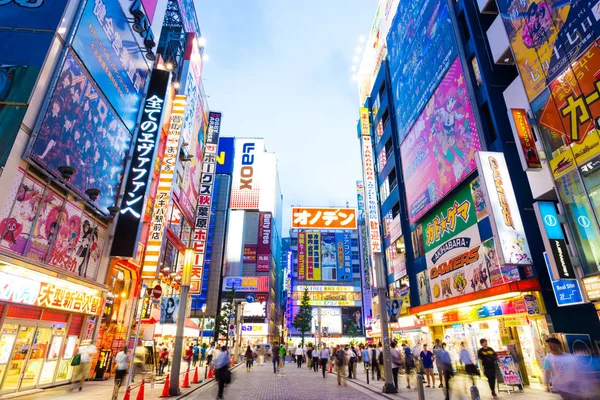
[216,287,235,346]
[292,287,312,348]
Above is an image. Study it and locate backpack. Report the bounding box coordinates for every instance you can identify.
[335,350,346,365]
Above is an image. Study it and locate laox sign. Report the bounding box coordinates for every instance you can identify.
[240,143,256,189]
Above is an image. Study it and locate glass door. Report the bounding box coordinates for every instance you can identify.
[1,326,37,391]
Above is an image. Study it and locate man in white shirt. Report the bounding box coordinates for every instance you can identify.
[544,338,580,399]
[295,346,304,368]
[319,346,330,378]
[113,346,130,386]
[312,347,319,372]
[71,339,97,392]
[207,343,215,366]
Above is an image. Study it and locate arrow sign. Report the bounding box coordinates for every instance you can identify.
[245,293,256,303]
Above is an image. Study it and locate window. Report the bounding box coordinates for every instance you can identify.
[351,238,358,247]
[384,137,393,157]
[388,168,397,191]
[380,178,390,203]
[458,11,470,41]
[480,103,497,143]
[391,202,400,219]
[378,81,386,99]
[352,251,359,259]
[381,109,390,131]
[471,56,482,87]
[291,237,298,246]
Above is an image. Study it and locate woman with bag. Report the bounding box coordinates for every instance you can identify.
[70,339,97,392]
[390,342,403,390]
[214,346,231,400]
[245,345,254,372]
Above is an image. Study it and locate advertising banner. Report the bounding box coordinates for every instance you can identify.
[306,231,322,280]
[215,137,235,174]
[387,243,406,280]
[543,252,584,307]
[497,0,600,102]
[470,177,488,221]
[360,108,370,135]
[342,307,363,335]
[222,276,269,292]
[243,245,257,264]
[361,135,381,286]
[291,207,357,230]
[29,51,131,214]
[160,296,179,324]
[256,212,272,272]
[311,307,342,335]
[401,57,481,224]
[298,231,306,280]
[230,138,264,209]
[338,232,353,282]
[241,323,268,336]
[111,69,170,257]
[0,0,69,167]
[534,201,576,279]
[417,271,431,305]
[72,0,149,131]
[497,355,522,386]
[511,109,542,170]
[387,0,458,141]
[476,151,533,265]
[141,96,186,279]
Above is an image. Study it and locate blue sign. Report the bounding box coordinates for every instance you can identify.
[386,0,458,142]
[543,253,584,307]
[245,293,256,303]
[216,137,235,175]
[538,202,564,240]
[72,0,149,132]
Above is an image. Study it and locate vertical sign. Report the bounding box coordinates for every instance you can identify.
[111,69,170,258]
[298,231,306,280]
[230,139,264,209]
[190,111,222,293]
[543,253,584,307]
[361,135,381,287]
[142,95,186,279]
[343,231,352,281]
[306,232,315,280]
[360,108,370,136]
[511,109,541,170]
[476,151,533,266]
[256,212,272,272]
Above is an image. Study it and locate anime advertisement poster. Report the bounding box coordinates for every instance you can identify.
[469,176,488,221]
[160,296,179,324]
[0,0,69,167]
[497,0,600,101]
[387,0,458,142]
[29,51,131,214]
[24,186,64,264]
[417,271,431,305]
[400,57,482,224]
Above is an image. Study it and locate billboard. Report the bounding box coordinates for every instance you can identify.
[342,307,363,335]
[534,202,576,280]
[72,0,149,131]
[497,0,600,101]
[256,212,272,272]
[511,109,542,170]
[222,276,269,292]
[291,207,357,230]
[160,296,180,324]
[311,307,342,335]
[476,151,533,265]
[306,231,322,280]
[111,69,170,257]
[29,51,131,213]
[321,232,336,281]
[216,137,235,174]
[337,232,353,282]
[361,135,381,286]
[400,58,482,224]
[230,138,264,209]
[298,231,306,280]
[0,0,69,167]
[243,245,257,263]
[387,0,458,141]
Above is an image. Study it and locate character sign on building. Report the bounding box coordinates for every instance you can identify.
[291,207,357,230]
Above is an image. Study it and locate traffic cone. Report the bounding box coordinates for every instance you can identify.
[230,355,234,366]
[182,370,190,388]
[328,361,333,374]
[135,379,145,400]
[160,374,170,397]
[207,366,214,379]
[193,366,200,384]
[123,386,132,400]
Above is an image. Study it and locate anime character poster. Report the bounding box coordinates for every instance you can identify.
[469,177,488,221]
[417,271,431,305]
[497,0,600,101]
[25,186,64,263]
[386,0,458,141]
[77,212,106,279]
[160,296,179,324]
[29,50,131,213]
[47,200,84,274]
[483,238,505,286]
[400,57,482,224]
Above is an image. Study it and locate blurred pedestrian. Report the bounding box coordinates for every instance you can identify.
[295,346,303,368]
[433,339,444,388]
[420,343,435,388]
[193,343,200,367]
[158,346,169,375]
[403,342,415,389]
[361,345,370,371]
[279,345,286,368]
[312,346,319,372]
[334,345,348,387]
[113,345,129,389]
[272,343,281,373]
[257,345,265,366]
[245,345,254,372]
[70,339,97,392]
[544,337,580,399]
[214,346,231,400]
[346,346,356,379]
[437,343,454,400]
[319,345,330,378]
[200,343,207,367]
[459,342,477,389]
[390,342,402,390]
[477,339,498,398]
[185,345,194,371]
[371,344,380,380]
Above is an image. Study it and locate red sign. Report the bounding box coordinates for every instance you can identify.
[511,109,541,170]
[298,231,306,281]
[256,212,272,272]
[256,294,267,304]
[152,285,162,299]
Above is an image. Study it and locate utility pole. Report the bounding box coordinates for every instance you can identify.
[375,253,397,394]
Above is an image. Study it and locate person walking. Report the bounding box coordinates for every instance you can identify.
[390,342,402,390]
[158,346,169,375]
[279,345,286,369]
[459,342,477,390]
[214,346,231,400]
[334,345,348,387]
[245,345,254,372]
[71,339,97,392]
[272,343,281,373]
[361,345,370,371]
[192,343,200,367]
[306,345,312,369]
[312,346,319,372]
[200,343,207,367]
[371,344,380,380]
[403,343,414,389]
[437,343,454,400]
[377,343,385,382]
[319,345,330,378]
[420,343,435,388]
[295,346,303,368]
[257,345,265,366]
[113,345,129,390]
[207,343,215,366]
[543,337,581,399]
[477,338,498,398]
[346,346,356,379]
[185,345,194,371]
[433,339,445,388]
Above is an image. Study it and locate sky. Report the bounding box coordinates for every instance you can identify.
[195,0,378,233]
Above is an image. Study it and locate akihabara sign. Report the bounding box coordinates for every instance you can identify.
[256,212,272,272]
[361,135,381,286]
[476,152,533,266]
[190,111,222,293]
[142,95,186,279]
[230,139,264,209]
[291,207,357,230]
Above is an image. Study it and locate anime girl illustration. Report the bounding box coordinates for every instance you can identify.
[441,277,453,298]
[453,271,467,295]
[76,219,98,277]
[470,264,490,291]
[522,1,554,48]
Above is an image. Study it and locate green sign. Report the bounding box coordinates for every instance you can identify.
[422,183,478,253]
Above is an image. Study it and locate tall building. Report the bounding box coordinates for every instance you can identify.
[357,0,600,386]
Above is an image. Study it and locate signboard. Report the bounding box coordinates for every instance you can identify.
[400,58,482,224]
[337,232,353,282]
[387,0,458,142]
[534,202,576,280]
[310,307,342,335]
[141,95,186,279]
[160,296,179,324]
[476,151,533,265]
[256,212,272,272]
[497,355,522,386]
[72,0,149,131]
[543,253,584,307]
[360,108,370,136]
[291,207,357,230]
[190,111,222,293]
[215,137,235,175]
[245,293,256,303]
[298,231,306,280]
[511,109,541,170]
[222,276,269,292]
[230,138,264,209]
[361,135,381,286]
[241,323,267,335]
[243,245,257,263]
[342,307,363,335]
[295,285,359,292]
[583,275,600,301]
[111,69,169,257]
[306,231,322,280]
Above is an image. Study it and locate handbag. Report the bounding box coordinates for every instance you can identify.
[71,354,81,366]
[223,368,232,384]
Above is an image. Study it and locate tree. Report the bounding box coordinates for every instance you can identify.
[292,287,312,348]
[346,322,360,345]
[216,288,235,345]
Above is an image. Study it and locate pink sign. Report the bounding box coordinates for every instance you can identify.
[256,212,272,272]
[400,57,482,224]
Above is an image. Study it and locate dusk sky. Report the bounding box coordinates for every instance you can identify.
[197,1,378,233]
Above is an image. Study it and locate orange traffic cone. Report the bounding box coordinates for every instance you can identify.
[135,379,145,400]
[182,370,190,388]
[160,374,170,397]
[207,366,214,379]
[123,386,131,400]
[328,361,333,374]
[193,366,200,384]
[230,355,234,366]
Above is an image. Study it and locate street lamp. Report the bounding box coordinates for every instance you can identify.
[199,303,207,346]
[169,248,194,396]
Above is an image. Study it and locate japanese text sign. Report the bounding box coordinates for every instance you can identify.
[298,231,306,281]
[291,207,357,230]
[361,135,381,287]
[336,232,353,282]
[511,109,541,170]
[306,231,321,280]
[360,108,370,136]
[256,212,272,272]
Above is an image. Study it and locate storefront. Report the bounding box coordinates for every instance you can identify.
[0,259,103,393]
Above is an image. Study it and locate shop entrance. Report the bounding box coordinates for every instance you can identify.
[0,322,54,393]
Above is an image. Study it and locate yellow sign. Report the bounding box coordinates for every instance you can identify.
[360,108,370,136]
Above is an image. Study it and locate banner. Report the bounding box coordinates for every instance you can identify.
[256,212,272,272]
[230,139,264,209]
[215,137,235,174]
[337,232,353,282]
[72,0,149,131]
[298,231,306,280]
[361,135,381,286]
[387,0,458,142]
[511,109,541,170]
[160,296,179,324]
[476,151,533,265]
[243,245,257,264]
[342,307,363,335]
[534,202,576,280]
[497,355,522,386]
[306,231,322,280]
[222,276,269,292]
[417,271,431,305]
[291,207,357,230]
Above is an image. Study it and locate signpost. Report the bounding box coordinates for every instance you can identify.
[245,293,256,303]
[152,285,162,299]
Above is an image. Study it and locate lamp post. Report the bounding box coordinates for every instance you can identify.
[169,248,194,396]
[199,303,207,346]
[374,253,397,394]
